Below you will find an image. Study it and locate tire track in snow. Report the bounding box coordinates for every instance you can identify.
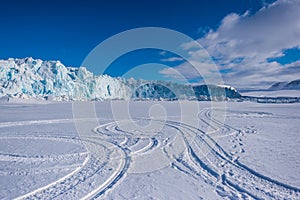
[6,115,299,199]
[163,111,300,199]
[3,133,128,200]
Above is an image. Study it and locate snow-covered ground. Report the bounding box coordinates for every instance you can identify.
[241,90,300,97]
[0,101,299,199]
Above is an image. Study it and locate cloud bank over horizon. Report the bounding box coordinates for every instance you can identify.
[160,0,300,89]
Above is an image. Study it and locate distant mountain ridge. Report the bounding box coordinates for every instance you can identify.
[269,79,300,90]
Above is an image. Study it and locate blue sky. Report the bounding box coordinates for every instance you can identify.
[0,0,299,89]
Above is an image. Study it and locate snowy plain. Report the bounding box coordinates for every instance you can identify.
[0,100,299,199]
[241,90,300,98]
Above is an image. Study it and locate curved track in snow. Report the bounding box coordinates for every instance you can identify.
[3,135,127,200]
[1,111,299,199]
[93,113,299,199]
[0,119,130,200]
[164,119,300,199]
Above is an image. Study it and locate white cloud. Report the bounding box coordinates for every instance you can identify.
[160,61,217,81]
[160,57,184,62]
[159,51,167,56]
[160,0,300,89]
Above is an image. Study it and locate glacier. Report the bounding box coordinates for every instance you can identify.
[0,57,241,101]
[0,58,131,101]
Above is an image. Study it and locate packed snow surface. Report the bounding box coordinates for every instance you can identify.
[241,90,300,97]
[0,100,299,199]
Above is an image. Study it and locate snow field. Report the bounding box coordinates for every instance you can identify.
[0,101,299,199]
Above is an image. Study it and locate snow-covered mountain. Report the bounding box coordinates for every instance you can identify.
[269,79,300,90]
[0,57,240,101]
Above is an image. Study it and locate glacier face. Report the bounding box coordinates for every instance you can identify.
[0,57,240,101]
[192,85,241,101]
[0,58,131,100]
